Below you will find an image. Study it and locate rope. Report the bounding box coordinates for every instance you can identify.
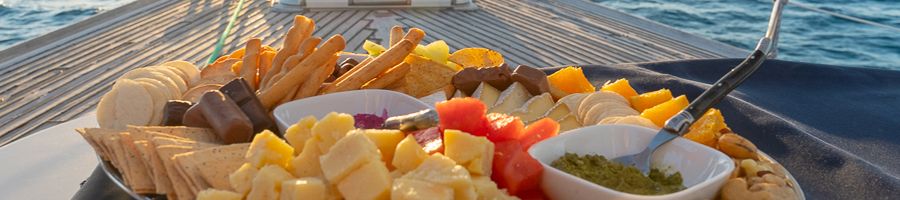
[205,0,247,66]
[787,1,900,32]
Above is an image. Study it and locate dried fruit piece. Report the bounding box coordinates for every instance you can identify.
[683,109,726,147]
[630,89,673,112]
[600,78,639,99]
[547,66,595,94]
[639,95,689,127]
[448,48,504,69]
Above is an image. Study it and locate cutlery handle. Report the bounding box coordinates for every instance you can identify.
[664,50,767,133]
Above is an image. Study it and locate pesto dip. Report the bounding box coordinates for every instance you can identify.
[550,153,685,195]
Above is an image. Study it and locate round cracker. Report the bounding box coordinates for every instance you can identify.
[146,66,188,93]
[195,74,238,86]
[136,80,168,125]
[577,91,627,120]
[112,79,154,129]
[586,105,638,125]
[182,84,223,103]
[134,78,175,100]
[120,68,183,97]
[556,93,587,115]
[582,102,617,125]
[598,115,658,129]
[96,84,120,129]
[161,60,201,86]
[153,65,188,86]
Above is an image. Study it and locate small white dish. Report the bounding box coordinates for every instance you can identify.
[528,124,735,200]
[272,89,432,131]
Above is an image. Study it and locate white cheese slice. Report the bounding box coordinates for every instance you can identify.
[558,114,582,133]
[471,82,501,109]
[488,82,532,114]
[543,102,570,121]
[510,93,555,123]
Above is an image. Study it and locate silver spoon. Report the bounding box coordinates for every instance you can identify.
[611,0,788,175]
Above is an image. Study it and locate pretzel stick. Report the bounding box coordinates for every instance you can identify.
[260,16,309,87]
[293,54,338,100]
[322,39,415,94]
[263,37,321,89]
[240,38,261,90]
[259,35,345,109]
[389,25,403,47]
[399,28,425,47]
[256,51,276,87]
[361,62,410,89]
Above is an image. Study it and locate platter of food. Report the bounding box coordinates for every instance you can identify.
[73,15,805,200]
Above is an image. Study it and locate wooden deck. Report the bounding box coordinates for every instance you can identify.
[0,0,745,145]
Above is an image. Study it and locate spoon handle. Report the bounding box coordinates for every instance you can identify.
[664,50,767,133]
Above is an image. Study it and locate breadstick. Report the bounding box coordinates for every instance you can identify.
[389,26,403,47]
[260,16,309,87]
[361,62,410,89]
[400,28,425,47]
[294,54,338,100]
[264,37,321,89]
[323,39,415,93]
[240,38,261,90]
[259,35,345,109]
[256,51,276,87]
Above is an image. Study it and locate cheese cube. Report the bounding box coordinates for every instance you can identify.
[337,161,392,200]
[391,178,454,200]
[361,129,405,169]
[312,112,356,153]
[392,135,429,173]
[196,189,242,200]
[247,130,295,168]
[319,132,382,183]
[471,176,517,200]
[229,163,258,195]
[247,165,296,200]
[290,138,324,178]
[284,116,317,152]
[402,154,477,200]
[281,177,327,200]
[444,129,494,176]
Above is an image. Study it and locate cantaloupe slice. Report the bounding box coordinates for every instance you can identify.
[600,78,639,98]
[640,95,689,127]
[630,89,674,112]
[547,67,595,94]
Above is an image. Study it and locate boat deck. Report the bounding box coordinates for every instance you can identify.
[0,0,745,145]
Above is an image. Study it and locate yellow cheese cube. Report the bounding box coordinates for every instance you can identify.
[284,116,317,153]
[290,138,324,178]
[444,129,494,176]
[471,176,517,200]
[391,178,454,200]
[247,165,296,200]
[281,177,327,200]
[312,112,356,153]
[392,135,428,173]
[319,132,382,183]
[247,130,295,168]
[402,154,477,200]
[361,129,405,169]
[229,163,258,195]
[337,161,392,200]
[196,189,242,200]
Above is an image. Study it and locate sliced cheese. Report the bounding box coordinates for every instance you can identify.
[488,82,532,114]
[471,82,501,109]
[543,102,571,121]
[510,93,555,123]
[558,114,582,133]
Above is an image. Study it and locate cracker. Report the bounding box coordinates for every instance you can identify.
[181,84,223,103]
[111,79,154,129]
[130,126,220,144]
[398,55,457,98]
[176,143,250,192]
[156,143,219,200]
[160,60,201,87]
[118,132,155,193]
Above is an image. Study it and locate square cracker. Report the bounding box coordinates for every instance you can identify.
[156,143,219,200]
[176,143,250,191]
[117,132,155,194]
[128,126,221,144]
[148,137,205,196]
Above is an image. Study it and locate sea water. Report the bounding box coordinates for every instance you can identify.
[1,0,897,70]
[594,0,900,70]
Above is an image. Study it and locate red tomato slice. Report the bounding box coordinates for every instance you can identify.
[519,118,560,150]
[435,98,491,136]
[492,140,543,195]
[486,113,525,142]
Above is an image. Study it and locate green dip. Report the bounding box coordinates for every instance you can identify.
[550,153,685,195]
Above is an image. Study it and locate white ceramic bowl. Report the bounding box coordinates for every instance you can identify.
[272,89,432,131]
[528,125,735,200]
